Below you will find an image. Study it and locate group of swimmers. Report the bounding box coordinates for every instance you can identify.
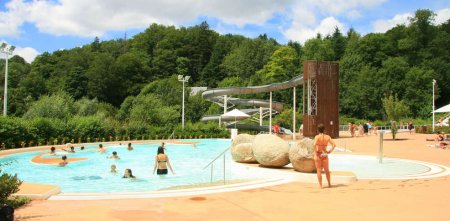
[48,142,175,178]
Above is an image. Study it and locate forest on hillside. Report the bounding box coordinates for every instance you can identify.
[0,9,449,147]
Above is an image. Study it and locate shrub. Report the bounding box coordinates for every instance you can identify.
[0,169,22,203]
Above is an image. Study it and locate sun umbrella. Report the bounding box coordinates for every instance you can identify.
[434,103,450,113]
[221,109,250,128]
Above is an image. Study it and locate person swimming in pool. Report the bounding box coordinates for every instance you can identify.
[107,151,120,159]
[127,143,134,151]
[49,146,56,155]
[122,169,136,179]
[111,164,117,174]
[153,146,175,175]
[63,146,75,153]
[313,123,336,189]
[97,144,106,153]
[59,155,69,166]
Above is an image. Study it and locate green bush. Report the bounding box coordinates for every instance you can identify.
[0,169,22,202]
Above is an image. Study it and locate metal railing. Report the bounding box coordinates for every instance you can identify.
[203,146,231,184]
[168,131,175,140]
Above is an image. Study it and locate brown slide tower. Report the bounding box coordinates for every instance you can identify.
[302,61,339,138]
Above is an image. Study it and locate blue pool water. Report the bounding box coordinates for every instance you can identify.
[0,139,436,193]
[328,154,431,179]
[0,139,266,193]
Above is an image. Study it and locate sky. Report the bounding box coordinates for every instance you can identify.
[0,0,449,63]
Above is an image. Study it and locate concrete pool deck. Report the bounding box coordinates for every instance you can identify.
[14,132,450,220]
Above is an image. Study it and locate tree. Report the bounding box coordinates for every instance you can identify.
[382,95,410,139]
[23,91,75,120]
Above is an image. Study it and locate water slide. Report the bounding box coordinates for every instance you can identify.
[201,75,304,126]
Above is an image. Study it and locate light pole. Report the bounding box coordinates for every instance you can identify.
[432,79,436,132]
[178,75,190,130]
[1,43,15,116]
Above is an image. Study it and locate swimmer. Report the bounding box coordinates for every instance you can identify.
[59,155,68,167]
[153,146,175,175]
[80,146,85,151]
[63,146,75,153]
[111,164,117,174]
[49,146,56,155]
[122,169,136,179]
[127,143,133,151]
[97,144,106,153]
[107,151,120,159]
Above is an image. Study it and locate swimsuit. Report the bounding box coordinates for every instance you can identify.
[315,134,328,160]
[157,156,168,175]
[157,169,168,175]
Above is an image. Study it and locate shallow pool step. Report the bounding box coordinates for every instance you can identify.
[48,178,291,200]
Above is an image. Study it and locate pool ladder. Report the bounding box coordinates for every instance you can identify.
[203,146,231,185]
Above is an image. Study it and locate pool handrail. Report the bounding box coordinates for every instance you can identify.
[168,131,175,140]
[203,146,231,184]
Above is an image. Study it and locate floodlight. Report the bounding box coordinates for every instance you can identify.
[0,43,6,50]
[178,75,183,81]
[9,46,15,53]
[185,76,190,81]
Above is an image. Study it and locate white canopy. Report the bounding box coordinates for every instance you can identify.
[434,104,450,113]
[221,108,250,118]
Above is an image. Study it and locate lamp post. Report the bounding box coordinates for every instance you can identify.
[178,75,190,130]
[432,79,436,132]
[1,43,15,116]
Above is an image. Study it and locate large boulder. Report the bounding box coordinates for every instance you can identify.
[232,134,255,147]
[289,138,316,173]
[231,134,257,163]
[252,134,289,167]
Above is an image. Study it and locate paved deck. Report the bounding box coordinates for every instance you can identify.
[14,132,450,221]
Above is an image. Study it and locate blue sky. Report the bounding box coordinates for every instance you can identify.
[0,0,449,63]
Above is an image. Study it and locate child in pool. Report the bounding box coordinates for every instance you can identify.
[107,151,120,159]
[111,164,117,174]
[59,155,68,167]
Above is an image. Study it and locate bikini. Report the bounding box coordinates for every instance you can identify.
[157,156,168,175]
[315,134,328,160]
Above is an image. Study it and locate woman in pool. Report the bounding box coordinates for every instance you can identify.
[153,146,175,175]
[313,123,336,189]
[122,169,136,179]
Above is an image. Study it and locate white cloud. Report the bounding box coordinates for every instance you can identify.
[305,0,387,15]
[284,16,345,44]
[347,10,362,20]
[14,46,40,63]
[435,8,450,24]
[0,0,292,37]
[0,0,28,37]
[372,13,412,33]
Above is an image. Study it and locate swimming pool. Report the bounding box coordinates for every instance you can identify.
[0,139,272,193]
[1,139,448,195]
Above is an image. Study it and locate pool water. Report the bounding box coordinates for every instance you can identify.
[0,139,441,193]
[0,139,269,193]
[329,154,431,179]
